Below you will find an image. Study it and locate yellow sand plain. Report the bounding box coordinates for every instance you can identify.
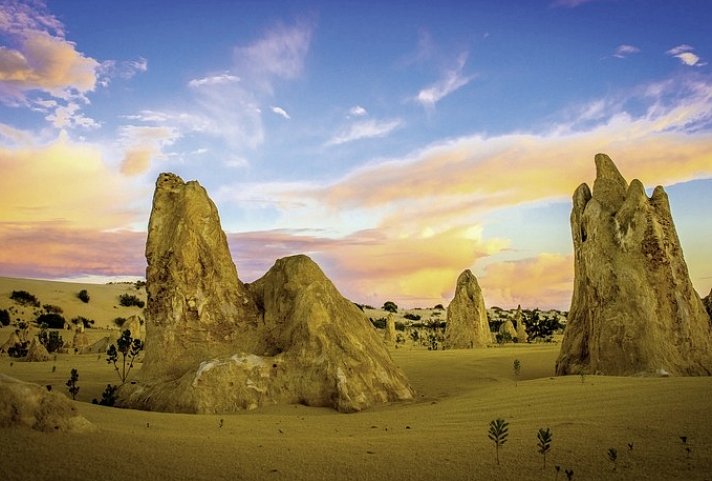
[1,280,711,481]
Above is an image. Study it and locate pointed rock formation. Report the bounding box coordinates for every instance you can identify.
[384,313,397,345]
[444,270,491,349]
[556,154,712,376]
[124,315,145,342]
[71,327,89,354]
[0,374,93,432]
[120,173,413,413]
[514,305,527,342]
[0,331,22,355]
[25,337,50,362]
[498,320,517,340]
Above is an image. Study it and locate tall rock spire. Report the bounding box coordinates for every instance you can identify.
[556,154,712,376]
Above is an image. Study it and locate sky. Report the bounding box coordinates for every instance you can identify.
[0,0,711,310]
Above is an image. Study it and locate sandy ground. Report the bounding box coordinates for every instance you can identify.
[1,344,710,481]
[0,277,146,330]
[1,279,711,481]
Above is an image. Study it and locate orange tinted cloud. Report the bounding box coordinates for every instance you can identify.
[0,131,145,229]
[479,254,574,309]
[0,222,146,279]
[0,31,98,100]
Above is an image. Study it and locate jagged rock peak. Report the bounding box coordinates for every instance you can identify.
[444,269,491,349]
[556,154,712,376]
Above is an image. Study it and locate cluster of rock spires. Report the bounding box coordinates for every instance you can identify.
[556,154,712,376]
[118,173,413,413]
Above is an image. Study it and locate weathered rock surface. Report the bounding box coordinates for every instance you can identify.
[703,289,712,321]
[72,326,89,353]
[26,337,50,362]
[514,305,527,342]
[120,174,413,413]
[556,154,712,376]
[444,270,491,349]
[384,313,397,345]
[498,320,517,340]
[0,331,21,355]
[0,374,93,432]
[124,315,145,342]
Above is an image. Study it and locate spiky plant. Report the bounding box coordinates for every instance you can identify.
[107,329,143,384]
[537,427,552,468]
[513,359,521,386]
[565,468,574,480]
[488,418,509,465]
[65,368,79,400]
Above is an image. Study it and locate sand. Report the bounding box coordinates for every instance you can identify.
[1,279,711,481]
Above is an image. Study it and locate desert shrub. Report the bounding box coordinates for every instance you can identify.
[134,280,146,290]
[66,368,79,400]
[370,317,387,329]
[409,330,419,342]
[10,290,40,307]
[92,384,118,406]
[107,329,143,383]
[404,313,421,321]
[71,316,95,328]
[382,301,398,313]
[8,341,29,358]
[427,333,439,350]
[39,328,64,353]
[537,428,552,468]
[496,332,513,344]
[524,311,564,341]
[433,304,444,310]
[114,317,127,327]
[119,294,145,308]
[42,304,63,314]
[0,309,9,326]
[77,289,90,303]
[427,319,446,330]
[489,319,505,333]
[36,313,66,329]
[394,321,406,331]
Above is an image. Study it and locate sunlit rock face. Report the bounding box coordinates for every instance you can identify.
[120,173,413,413]
[703,289,712,321]
[444,270,491,349]
[556,154,712,376]
[0,374,93,432]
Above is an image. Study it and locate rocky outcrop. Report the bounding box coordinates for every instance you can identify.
[0,374,93,432]
[498,320,517,340]
[120,174,413,413]
[703,289,712,321]
[556,154,712,376]
[0,331,22,355]
[514,305,527,342]
[26,337,50,362]
[71,328,89,353]
[384,313,397,345]
[125,315,145,342]
[444,270,491,349]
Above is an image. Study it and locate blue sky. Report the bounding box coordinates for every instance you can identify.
[1,0,711,308]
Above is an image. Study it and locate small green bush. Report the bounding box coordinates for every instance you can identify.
[42,304,63,314]
[0,309,9,326]
[370,317,387,329]
[114,317,127,327]
[404,313,421,321]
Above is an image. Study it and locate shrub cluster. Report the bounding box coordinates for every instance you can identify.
[36,313,66,329]
[119,294,145,308]
[0,309,9,326]
[77,289,90,303]
[10,290,40,307]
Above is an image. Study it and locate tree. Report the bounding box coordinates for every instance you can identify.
[36,313,66,329]
[92,384,118,406]
[537,428,552,468]
[0,308,9,326]
[77,289,90,303]
[382,301,398,313]
[488,418,509,465]
[10,290,40,307]
[66,368,80,400]
[513,359,521,386]
[119,293,145,308]
[107,329,143,383]
[38,324,64,353]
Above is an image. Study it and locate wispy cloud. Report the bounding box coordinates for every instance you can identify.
[187,73,239,88]
[98,57,148,86]
[613,44,640,59]
[118,125,180,176]
[326,118,402,146]
[416,52,474,110]
[271,106,291,119]
[348,105,367,117]
[666,44,706,67]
